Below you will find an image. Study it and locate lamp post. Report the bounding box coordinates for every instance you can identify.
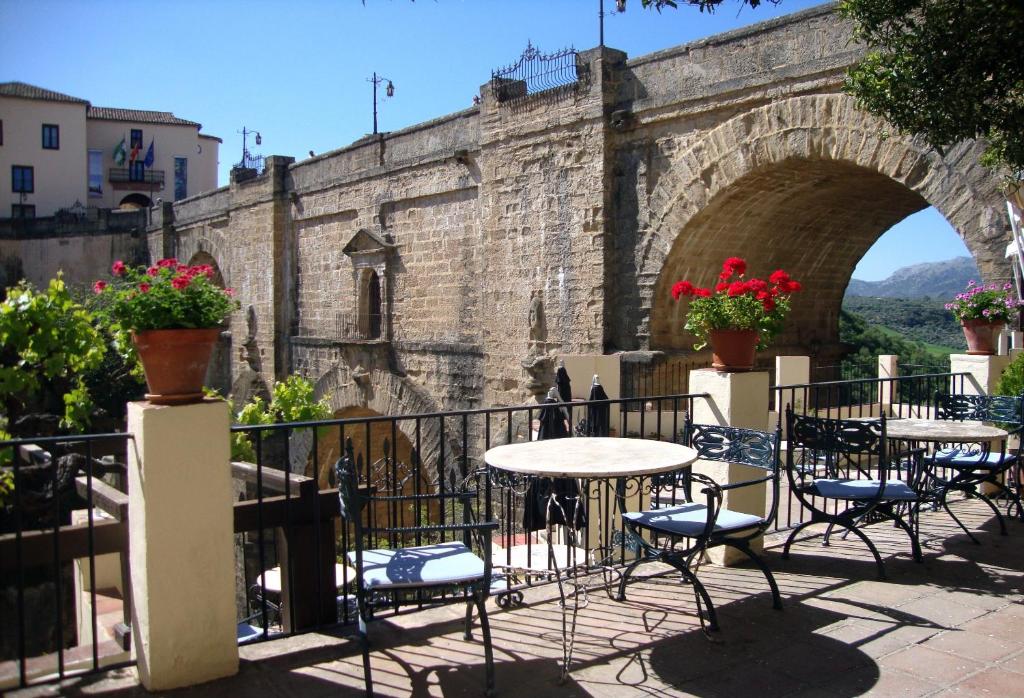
[239,126,262,168]
[369,72,395,135]
[599,0,628,47]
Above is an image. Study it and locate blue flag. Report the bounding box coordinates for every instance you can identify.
[143,139,155,168]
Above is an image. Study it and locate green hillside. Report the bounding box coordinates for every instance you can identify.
[841,296,965,351]
[838,307,955,374]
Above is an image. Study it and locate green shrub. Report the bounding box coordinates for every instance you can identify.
[232,375,332,462]
[996,351,1024,397]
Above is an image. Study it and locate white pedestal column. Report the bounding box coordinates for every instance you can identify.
[950,354,1010,395]
[689,369,770,565]
[127,399,238,690]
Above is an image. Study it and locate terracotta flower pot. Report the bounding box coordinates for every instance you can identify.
[131,328,222,405]
[709,329,758,372]
[961,319,1004,355]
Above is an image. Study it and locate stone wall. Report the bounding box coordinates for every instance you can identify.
[110,4,1014,461]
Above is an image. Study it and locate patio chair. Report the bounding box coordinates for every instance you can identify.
[783,408,923,579]
[929,393,1024,543]
[336,439,498,697]
[617,421,782,632]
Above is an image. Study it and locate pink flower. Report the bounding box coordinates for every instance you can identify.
[111,260,126,276]
[147,266,159,277]
[92,280,107,294]
[157,258,179,268]
[225,288,235,297]
[139,282,151,293]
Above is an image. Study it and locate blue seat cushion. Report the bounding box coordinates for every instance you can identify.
[929,447,1016,471]
[350,541,486,589]
[236,622,263,644]
[813,478,917,501]
[622,502,763,537]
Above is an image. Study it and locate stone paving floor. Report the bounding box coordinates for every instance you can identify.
[11,499,1024,697]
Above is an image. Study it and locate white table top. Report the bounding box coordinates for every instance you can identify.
[258,563,356,594]
[886,418,1007,442]
[485,437,698,478]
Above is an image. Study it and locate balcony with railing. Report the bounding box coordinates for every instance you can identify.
[107,168,164,189]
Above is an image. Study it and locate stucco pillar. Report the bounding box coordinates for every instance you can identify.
[689,368,770,565]
[878,354,898,410]
[950,354,1010,395]
[127,399,238,690]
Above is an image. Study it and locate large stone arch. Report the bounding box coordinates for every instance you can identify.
[641,94,1010,353]
[312,363,462,487]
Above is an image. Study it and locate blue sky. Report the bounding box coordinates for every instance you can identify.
[0,0,967,280]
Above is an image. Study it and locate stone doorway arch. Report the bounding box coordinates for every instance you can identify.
[639,94,1010,356]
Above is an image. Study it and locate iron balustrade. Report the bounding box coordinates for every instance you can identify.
[107,168,165,187]
[0,432,133,691]
[772,371,968,533]
[491,43,584,105]
[230,391,709,643]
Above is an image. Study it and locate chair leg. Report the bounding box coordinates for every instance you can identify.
[358,613,374,697]
[888,506,922,563]
[834,520,887,580]
[475,593,496,697]
[464,598,475,641]
[977,490,1008,536]
[781,520,816,560]
[940,490,981,545]
[616,557,647,602]
[674,565,719,632]
[726,540,782,610]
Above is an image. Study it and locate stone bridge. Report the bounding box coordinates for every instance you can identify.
[149,4,1011,435]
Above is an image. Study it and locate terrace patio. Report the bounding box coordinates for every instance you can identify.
[10,498,1024,698]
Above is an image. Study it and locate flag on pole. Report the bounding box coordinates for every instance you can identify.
[129,140,142,164]
[113,137,126,166]
[143,139,155,168]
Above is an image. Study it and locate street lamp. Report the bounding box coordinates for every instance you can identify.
[599,0,628,47]
[369,72,396,135]
[239,126,262,168]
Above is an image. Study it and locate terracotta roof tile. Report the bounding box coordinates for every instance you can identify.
[87,107,201,128]
[0,81,89,105]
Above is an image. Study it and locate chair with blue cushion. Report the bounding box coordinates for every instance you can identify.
[929,392,1024,543]
[336,439,498,697]
[783,408,923,579]
[617,421,782,632]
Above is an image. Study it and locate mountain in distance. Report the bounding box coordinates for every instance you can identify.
[845,257,980,299]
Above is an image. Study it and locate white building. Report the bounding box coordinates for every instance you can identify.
[0,82,220,218]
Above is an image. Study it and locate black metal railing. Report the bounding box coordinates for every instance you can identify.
[230,391,708,643]
[233,152,264,175]
[491,42,583,105]
[107,168,164,187]
[771,371,968,532]
[0,432,133,691]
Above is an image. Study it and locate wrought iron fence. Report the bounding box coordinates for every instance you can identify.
[233,152,265,175]
[230,391,708,643]
[491,42,583,105]
[0,432,133,691]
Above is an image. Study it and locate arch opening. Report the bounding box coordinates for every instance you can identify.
[650,158,933,359]
[186,250,232,395]
[118,193,151,209]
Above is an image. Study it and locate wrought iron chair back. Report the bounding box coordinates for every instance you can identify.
[335,438,497,696]
[783,407,922,579]
[935,393,1024,426]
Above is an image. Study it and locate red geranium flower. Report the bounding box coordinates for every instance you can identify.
[762,298,776,312]
[146,266,159,277]
[715,282,729,292]
[722,257,747,277]
[111,260,126,277]
[156,258,179,268]
[727,281,749,297]
[171,275,191,290]
[672,280,695,300]
[784,280,802,293]
[693,287,712,298]
[93,280,107,294]
[769,269,790,285]
[139,282,151,293]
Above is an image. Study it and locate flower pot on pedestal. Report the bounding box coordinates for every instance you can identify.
[709,329,758,372]
[961,319,1004,355]
[132,327,222,405]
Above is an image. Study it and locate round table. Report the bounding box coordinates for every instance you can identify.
[885,418,1007,443]
[484,436,698,680]
[484,436,698,478]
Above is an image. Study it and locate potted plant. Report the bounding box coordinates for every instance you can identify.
[92,258,239,404]
[945,280,1022,355]
[671,257,802,371]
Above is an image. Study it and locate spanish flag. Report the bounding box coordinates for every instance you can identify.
[129,140,142,164]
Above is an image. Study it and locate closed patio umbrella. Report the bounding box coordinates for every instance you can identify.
[523,389,587,531]
[585,374,610,437]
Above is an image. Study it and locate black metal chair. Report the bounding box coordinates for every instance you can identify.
[336,440,498,697]
[783,408,923,579]
[928,393,1024,543]
[617,421,782,632]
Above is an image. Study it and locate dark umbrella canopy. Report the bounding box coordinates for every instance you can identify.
[585,374,610,437]
[523,390,586,532]
[555,363,572,404]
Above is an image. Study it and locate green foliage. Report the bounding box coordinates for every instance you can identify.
[0,276,106,431]
[944,281,1021,324]
[996,351,1024,397]
[842,296,964,350]
[841,0,1024,180]
[839,308,951,374]
[231,375,332,462]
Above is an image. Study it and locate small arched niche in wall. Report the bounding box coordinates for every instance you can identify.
[343,228,395,342]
